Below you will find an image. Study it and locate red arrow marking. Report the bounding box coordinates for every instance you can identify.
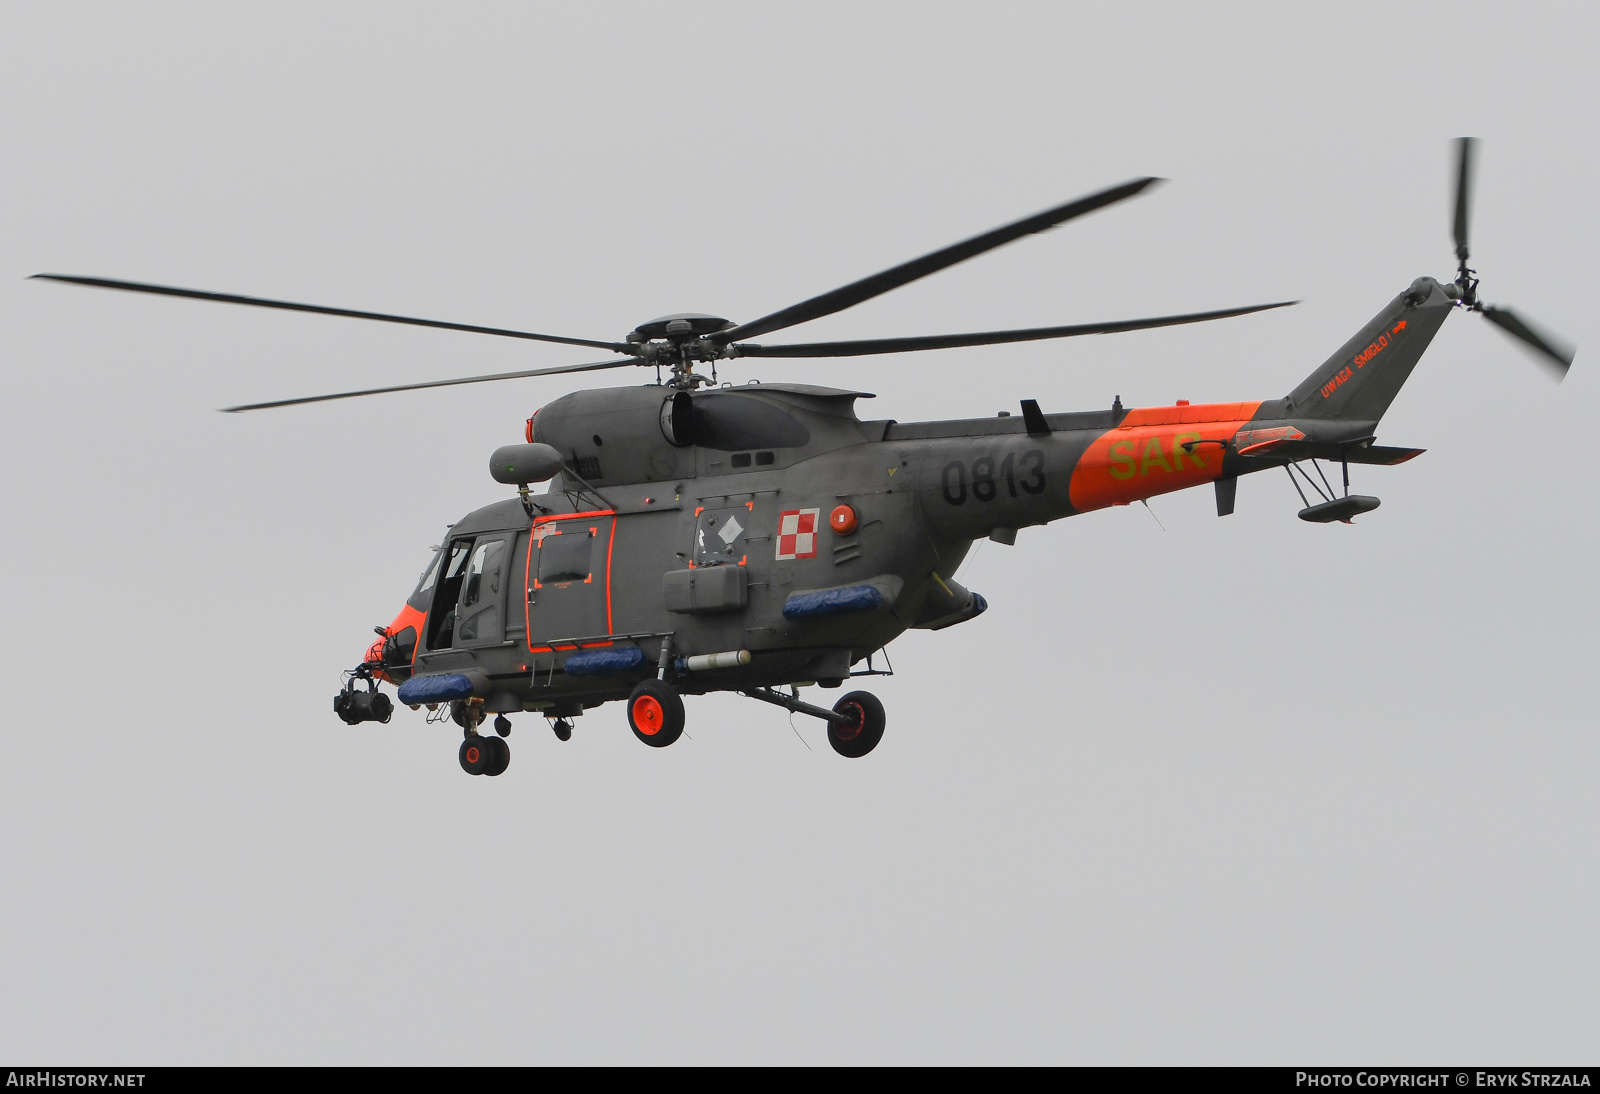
[1392,320,1407,333]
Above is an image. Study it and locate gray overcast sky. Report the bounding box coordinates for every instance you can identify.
[1,1,1595,1065]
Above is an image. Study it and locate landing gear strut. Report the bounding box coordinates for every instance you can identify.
[740,686,887,758]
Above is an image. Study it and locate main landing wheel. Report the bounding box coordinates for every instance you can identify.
[627,679,684,748]
[459,736,491,775]
[828,691,886,759]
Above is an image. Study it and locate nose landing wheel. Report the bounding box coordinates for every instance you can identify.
[459,736,489,775]
[459,734,510,776]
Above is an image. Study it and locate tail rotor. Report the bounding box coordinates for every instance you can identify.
[1449,137,1575,379]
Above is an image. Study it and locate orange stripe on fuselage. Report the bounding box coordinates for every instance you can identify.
[1069,401,1262,512]
[604,516,616,634]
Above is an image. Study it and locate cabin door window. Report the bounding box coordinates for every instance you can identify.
[525,516,614,650]
[693,505,751,567]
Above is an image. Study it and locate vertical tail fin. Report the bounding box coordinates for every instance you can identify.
[1288,277,1456,422]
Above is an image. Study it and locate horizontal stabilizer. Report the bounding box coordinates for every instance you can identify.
[1356,445,1426,465]
[1238,440,1425,466]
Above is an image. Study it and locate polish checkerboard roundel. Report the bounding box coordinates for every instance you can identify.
[775,508,820,560]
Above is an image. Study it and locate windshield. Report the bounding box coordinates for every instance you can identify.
[406,537,449,611]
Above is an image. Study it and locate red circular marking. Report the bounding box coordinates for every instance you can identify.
[834,702,864,741]
[829,504,858,536]
[633,695,664,735]
[465,745,481,764]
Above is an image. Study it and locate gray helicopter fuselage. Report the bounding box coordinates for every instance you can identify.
[384,381,1133,716]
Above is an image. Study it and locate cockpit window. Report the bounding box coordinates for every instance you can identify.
[443,541,473,582]
[407,547,445,611]
[425,540,474,649]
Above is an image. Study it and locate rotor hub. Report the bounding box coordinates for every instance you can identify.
[623,313,740,387]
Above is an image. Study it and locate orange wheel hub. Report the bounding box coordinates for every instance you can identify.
[465,744,481,763]
[632,695,664,735]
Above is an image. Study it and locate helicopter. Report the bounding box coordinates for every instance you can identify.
[33,139,1573,776]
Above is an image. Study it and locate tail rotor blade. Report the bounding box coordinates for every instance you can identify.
[1481,305,1574,379]
[1453,136,1477,263]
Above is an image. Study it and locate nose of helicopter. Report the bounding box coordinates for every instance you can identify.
[366,602,426,682]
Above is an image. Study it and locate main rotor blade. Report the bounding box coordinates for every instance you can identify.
[221,357,641,413]
[713,178,1162,345]
[1453,136,1477,263]
[31,275,634,354]
[1480,305,1575,378]
[731,301,1296,358]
